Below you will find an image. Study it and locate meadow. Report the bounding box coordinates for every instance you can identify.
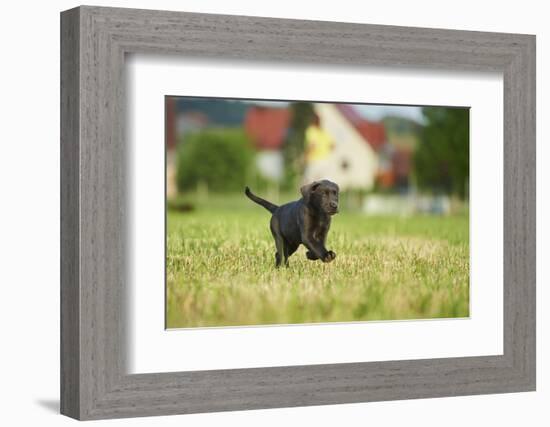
[166,193,469,328]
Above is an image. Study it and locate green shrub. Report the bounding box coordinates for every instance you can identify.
[176,129,254,193]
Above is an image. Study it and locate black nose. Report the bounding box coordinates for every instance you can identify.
[330,202,338,209]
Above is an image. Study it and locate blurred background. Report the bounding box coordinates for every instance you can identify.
[165,97,469,215]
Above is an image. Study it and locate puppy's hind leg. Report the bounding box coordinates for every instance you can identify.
[270,217,285,268]
[273,235,285,268]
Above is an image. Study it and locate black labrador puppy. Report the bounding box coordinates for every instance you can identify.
[245,180,339,267]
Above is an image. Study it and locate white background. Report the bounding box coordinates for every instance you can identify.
[0,0,547,426]
[129,57,503,373]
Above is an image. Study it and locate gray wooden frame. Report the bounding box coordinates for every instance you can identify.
[60,5,536,420]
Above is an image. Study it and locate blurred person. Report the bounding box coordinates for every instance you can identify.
[303,114,335,184]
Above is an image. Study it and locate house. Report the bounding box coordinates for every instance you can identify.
[244,106,290,181]
[302,103,383,190]
[243,103,389,191]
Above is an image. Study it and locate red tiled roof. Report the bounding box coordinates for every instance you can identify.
[244,107,291,150]
[335,104,387,151]
[355,121,387,151]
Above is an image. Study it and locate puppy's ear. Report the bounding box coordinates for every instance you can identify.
[300,181,321,203]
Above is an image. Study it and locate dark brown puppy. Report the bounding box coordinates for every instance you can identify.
[245,180,339,267]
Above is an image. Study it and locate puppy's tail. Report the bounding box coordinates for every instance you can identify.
[244,186,278,213]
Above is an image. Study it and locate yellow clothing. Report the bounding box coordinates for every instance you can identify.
[305,125,333,162]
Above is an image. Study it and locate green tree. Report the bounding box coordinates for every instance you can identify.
[414,107,469,199]
[283,102,315,189]
[176,129,253,193]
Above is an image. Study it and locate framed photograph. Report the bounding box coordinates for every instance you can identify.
[60,5,535,420]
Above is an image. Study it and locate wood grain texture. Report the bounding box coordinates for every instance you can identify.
[60,7,80,419]
[60,5,536,420]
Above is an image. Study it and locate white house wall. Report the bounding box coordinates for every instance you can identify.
[256,150,284,181]
[310,103,379,190]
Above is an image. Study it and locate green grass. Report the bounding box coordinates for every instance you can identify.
[166,193,469,328]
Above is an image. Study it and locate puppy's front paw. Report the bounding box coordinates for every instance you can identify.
[306,251,319,260]
[322,250,336,263]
